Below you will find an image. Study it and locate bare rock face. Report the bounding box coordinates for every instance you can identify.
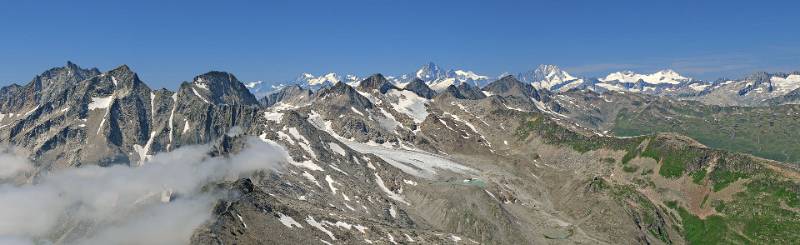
[768,87,800,105]
[456,82,486,100]
[316,81,374,111]
[184,71,260,106]
[403,78,436,99]
[0,63,260,169]
[259,84,313,107]
[0,61,101,113]
[483,75,541,101]
[357,73,397,94]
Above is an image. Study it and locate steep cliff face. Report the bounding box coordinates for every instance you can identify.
[0,64,260,169]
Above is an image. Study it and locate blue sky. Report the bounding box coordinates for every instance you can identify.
[1,0,799,88]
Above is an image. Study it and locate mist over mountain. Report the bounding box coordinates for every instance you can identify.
[0,136,286,245]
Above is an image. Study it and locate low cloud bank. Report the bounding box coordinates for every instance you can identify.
[0,137,287,245]
[0,145,32,180]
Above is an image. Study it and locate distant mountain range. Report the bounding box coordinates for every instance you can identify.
[246,62,800,107]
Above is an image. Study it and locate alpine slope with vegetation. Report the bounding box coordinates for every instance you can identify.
[0,61,798,244]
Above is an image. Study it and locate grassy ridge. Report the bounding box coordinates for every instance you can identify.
[516,114,800,244]
[613,105,800,164]
[664,178,800,244]
[639,140,703,178]
[515,115,643,154]
[637,143,800,244]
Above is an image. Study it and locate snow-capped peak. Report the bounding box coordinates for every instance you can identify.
[537,64,578,82]
[601,69,689,85]
[244,72,353,98]
[409,62,492,91]
[766,73,800,94]
[284,72,362,90]
[307,73,340,85]
[193,77,210,90]
[244,80,274,98]
[517,64,583,91]
[290,73,337,86]
[245,80,262,89]
[449,70,489,81]
[415,62,445,82]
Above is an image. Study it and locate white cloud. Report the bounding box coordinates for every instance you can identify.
[0,137,287,245]
[0,236,34,245]
[0,146,32,180]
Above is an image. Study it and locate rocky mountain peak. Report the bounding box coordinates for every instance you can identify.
[62,61,101,76]
[415,62,445,82]
[259,84,313,107]
[111,64,133,73]
[106,64,146,89]
[744,71,771,82]
[322,81,354,95]
[37,61,100,85]
[488,75,521,87]
[182,71,259,106]
[456,82,486,100]
[9,62,102,110]
[438,84,466,100]
[65,60,80,71]
[483,75,540,100]
[357,73,397,94]
[194,71,238,84]
[316,81,373,110]
[403,78,435,99]
[534,64,562,77]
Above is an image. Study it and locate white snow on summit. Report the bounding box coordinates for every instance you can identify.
[600,69,689,85]
[770,74,800,94]
[520,65,584,92]
[413,62,491,91]
[306,73,341,86]
[451,70,489,82]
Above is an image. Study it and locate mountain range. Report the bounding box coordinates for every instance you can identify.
[248,62,800,107]
[1,61,799,245]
